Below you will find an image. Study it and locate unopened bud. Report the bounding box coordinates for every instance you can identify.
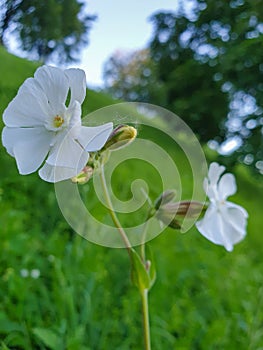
[156,200,205,230]
[168,219,181,230]
[156,208,182,230]
[71,165,94,184]
[162,201,205,218]
[154,190,177,209]
[103,124,137,151]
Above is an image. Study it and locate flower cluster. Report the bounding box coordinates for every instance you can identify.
[1,65,248,252]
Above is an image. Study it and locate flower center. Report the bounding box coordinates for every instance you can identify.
[53,115,64,128]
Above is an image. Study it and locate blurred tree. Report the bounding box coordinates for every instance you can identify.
[103,49,166,104]
[104,0,263,173]
[0,0,96,63]
[148,13,229,142]
[0,0,22,45]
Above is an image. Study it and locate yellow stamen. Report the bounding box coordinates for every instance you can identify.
[53,115,64,128]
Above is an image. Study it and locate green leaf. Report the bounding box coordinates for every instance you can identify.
[1,342,11,350]
[130,249,150,292]
[0,312,23,333]
[33,328,61,350]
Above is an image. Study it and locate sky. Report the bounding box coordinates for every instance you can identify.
[7,0,180,87]
[70,0,179,87]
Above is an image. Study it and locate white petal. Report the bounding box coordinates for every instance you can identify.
[196,201,248,251]
[2,126,51,156]
[39,151,89,183]
[203,177,208,193]
[208,162,225,185]
[226,201,248,219]
[20,77,54,115]
[18,76,48,102]
[204,177,217,200]
[204,162,227,201]
[203,178,218,202]
[77,123,113,152]
[217,214,234,252]
[219,204,247,248]
[196,204,234,251]
[34,66,69,112]
[65,68,86,106]
[196,205,223,244]
[67,100,82,129]
[39,164,77,183]
[218,173,237,200]
[2,127,18,156]
[46,131,87,168]
[2,127,53,174]
[3,90,50,127]
[225,201,248,238]
[205,188,216,201]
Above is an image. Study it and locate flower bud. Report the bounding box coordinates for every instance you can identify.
[103,124,137,151]
[156,201,205,230]
[71,165,94,184]
[163,201,205,218]
[154,190,177,209]
[156,207,181,229]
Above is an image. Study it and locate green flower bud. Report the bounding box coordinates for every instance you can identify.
[103,124,137,151]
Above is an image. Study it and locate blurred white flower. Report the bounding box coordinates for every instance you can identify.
[196,162,248,251]
[20,268,29,278]
[30,269,41,279]
[2,66,113,182]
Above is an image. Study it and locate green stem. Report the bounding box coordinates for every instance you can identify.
[99,164,152,350]
[99,164,132,253]
[142,289,151,350]
[140,220,149,262]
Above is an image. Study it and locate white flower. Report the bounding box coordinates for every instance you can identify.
[2,65,113,182]
[196,162,248,251]
[30,269,41,279]
[20,268,29,278]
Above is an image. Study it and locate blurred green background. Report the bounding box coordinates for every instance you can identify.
[1,46,263,350]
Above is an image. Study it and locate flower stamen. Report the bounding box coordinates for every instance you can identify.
[53,115,64,128]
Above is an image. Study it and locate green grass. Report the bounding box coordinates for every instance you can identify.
[1,48,263,349]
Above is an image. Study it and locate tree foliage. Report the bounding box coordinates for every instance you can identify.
[103,49,165,103]
[104,0,263,173]
[0,0,96,63]
[0,0,22,45]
